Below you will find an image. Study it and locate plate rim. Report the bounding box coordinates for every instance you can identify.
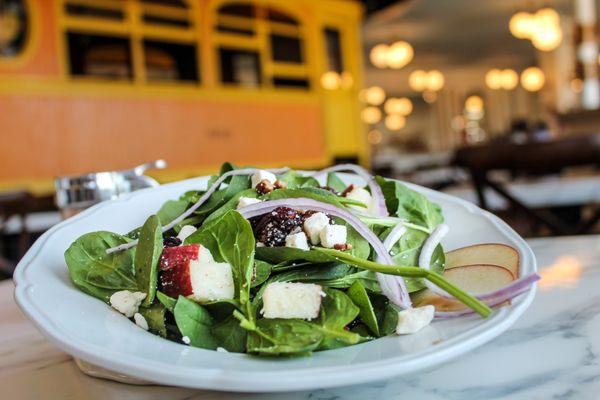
[13,174,537,392]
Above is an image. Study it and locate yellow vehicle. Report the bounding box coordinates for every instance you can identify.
[0,0,367,192]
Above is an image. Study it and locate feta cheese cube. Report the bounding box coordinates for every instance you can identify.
[345,186,374,214]
[251,170,277,188]
[189,259,235,302]
[109,290,147,318]
[133,312,149,330]
[261,282,325,320]
[237,196,262,210]
[396,305,435,335]
[303,212,330,244]
[285,231,310,250]
[182,336,191,345]
[319,224,347,248]
[177,225,197,243]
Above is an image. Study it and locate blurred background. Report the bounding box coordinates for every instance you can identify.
[1,0,599,279]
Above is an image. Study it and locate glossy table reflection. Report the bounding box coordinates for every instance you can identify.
[3,236,600,399]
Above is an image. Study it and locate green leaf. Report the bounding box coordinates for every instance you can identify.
[202,299,241,321]
[264,187,346,208]
[156,291,177,312]
[376,176,443,230]
[211,316,247,353]
[252,260,272,288]
[278,171,320,189]
[65,231,137,302]
[386,227,445,292]
[246,318,323,356]
[185,211,255,314]
[126,200,188,239]
[316,288,362,350]
[134,215,163,305]
[347,281,379,336]
[139,303,167,337]
[202,188,258,225]
[173,296,217,349]
[327,172,348,193]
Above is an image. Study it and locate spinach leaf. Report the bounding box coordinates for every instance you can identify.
[265,263,379,292]
[173,296,217,349]
[385,227,445,292]
[185,211,255,312]
[203,299,241,321]
[156,291,177,312]
[316,288,363,350]
[139,303,167,337]
[264,187,346,208]
[127,200,188,239]
[376,176,443,230]
[195,163,251,216]
[327,172,348,193]
[246,318,323,356]
[252,260,272,288]
[278,171,320,189]
[347,281,379,336]
[65,231,137,302]
[202,188,258,225]
[211,316,247,353]
[134,215,162,305]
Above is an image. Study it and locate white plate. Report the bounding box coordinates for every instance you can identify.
[13,174,537,392]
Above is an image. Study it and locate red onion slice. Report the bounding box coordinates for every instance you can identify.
[237,198,412,309]
[379,223,408,305]
[311,164,388,217]
[106,167,289,254]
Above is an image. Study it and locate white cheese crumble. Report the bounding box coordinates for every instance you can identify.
[216,347,228,353]
[109,290,147,318]
[261,282,325,320]
[176,225,197,243]
[303,212,330,245]
[237,196,262,209]
[133,312,149,331]
[251,170,277,188]
[285,231,310,250]
[319,224,347,248]
[189,258,235,302]
[182,336,191,345]
[396,305,435,335]
[346,186,376,215]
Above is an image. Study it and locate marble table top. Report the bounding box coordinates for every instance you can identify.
[3,235,600,399]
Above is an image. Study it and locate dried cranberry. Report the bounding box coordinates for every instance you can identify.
[251,206,303,247]
[341,184,355,197]
[163,236,182,247]
[319,185,340,195]
[334,243,353,251]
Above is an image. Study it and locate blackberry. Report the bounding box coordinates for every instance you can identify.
[163,236,182,247]
[251,206,303,247]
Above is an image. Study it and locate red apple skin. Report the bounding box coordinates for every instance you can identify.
[158,244,199,298]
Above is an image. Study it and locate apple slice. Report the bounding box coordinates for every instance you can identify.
[446,244,520,277]
[413,264,514,311]
[159,244,234,302]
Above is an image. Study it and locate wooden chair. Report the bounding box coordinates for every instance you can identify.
[454,135,600,236]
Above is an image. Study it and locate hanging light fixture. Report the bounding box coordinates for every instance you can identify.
[386,41,414,69]
[361,107,382,124]
[520,67,545,91]
[363,86,386,105]
[320,71,341,90]
[509,8,562,52]
[369,44,389,68]
[465,95,484,114]
[385,114,406,130]
[500,69,519,89]
[385,97,413,116]
[485,69,503,90]
[409,70,429,92]
[427,70,445,91]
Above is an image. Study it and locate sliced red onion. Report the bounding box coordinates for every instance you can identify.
[379,223,408,305]
[418,224,451,297]
[106,167,289,254]
[434,274,540,318]
[237,198,411,309]
[311,164,388,217]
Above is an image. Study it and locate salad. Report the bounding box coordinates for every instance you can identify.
[65,163,539,356]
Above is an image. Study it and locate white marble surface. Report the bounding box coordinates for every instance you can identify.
[3,235,600,399]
